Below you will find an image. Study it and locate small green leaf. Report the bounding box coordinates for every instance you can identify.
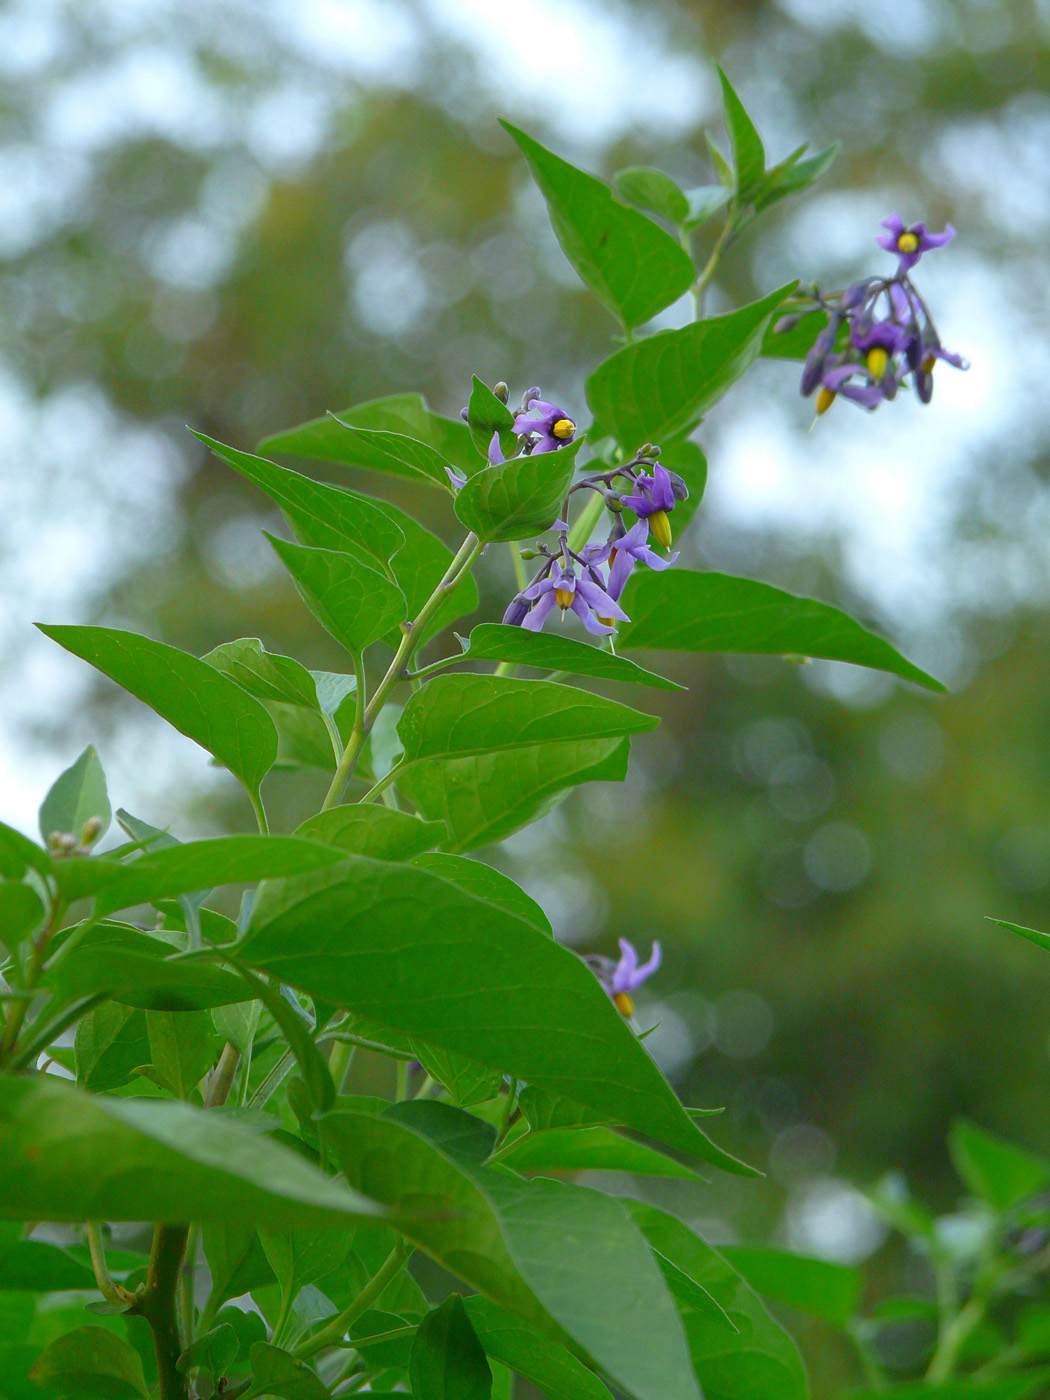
[612,167,690,225]
[719,1245,862,1325]
[177,1322,239,1376]
[411,1296,493,1400]
[202,637,328,711]
[267,534,407,654]
[75,1001,151,1092]
[455,440,582,543]
[29,1325,148,1398]
[949,1119,1050,1212]
[657,439,707,535]
[466,377,516,461]
[0,882,44,949]
[705,135,734,189]
[39,745,111,844]
[754,143,839,214]
[457,623,683,690]
[462,1295,615,1400]
[37,625,278,806]
[202,1224,275,1316]
[501,121,696,329]
[250,1341,330,1399]
[326,421,456,489]
[716,66,766,199]
[411,852,551,935]
[518,1086,613,1132]
[0,821,50,879]
[585,285,794,450]
[259,1225,353,1307]
[295,806,446,861]
[52,922,249,1011]
[989,917,1050,956]
[682,184,731,230]
[145,1008,220,1099]
[618,569,945,691]
[498,1127,702,1179]
[0,1236,98,1292]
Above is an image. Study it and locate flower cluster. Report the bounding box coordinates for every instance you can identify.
[794,214,968,416]
[584,938,662,1019]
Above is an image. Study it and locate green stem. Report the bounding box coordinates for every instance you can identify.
[358,764,403,805]
[846,1321,887,1393]
[925,1296,985,1385]
[495,1077,519,1147]
[0,897,64,1067]
[510,542,527,591]
[329,1040,356,1095]
[87,1222,136,1308]
[691,209,736,312]
[295,1242,411,1361]
[249,787,269,835]
[137,1224,191,1400]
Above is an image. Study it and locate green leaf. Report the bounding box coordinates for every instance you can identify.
[716,67,766,199]
[369,496,480,643]
[657,439,707,535]
[266,534,407,654]
[0,1236,97,1292]
[411,852,551,935]
[50,833,348,915]
[233,964,336,1113]
[242,856,750,1171]
[0,882,44,949]
[989,917,1050,957]
[75,1002,151,1092]
[411,1296,493,1400]
[455,440,582,543]
[628,1202,807,1400]
[518,1086,613,1132]
[295,806,446,861]
[0,1073,383,1226]
[466,377,516,461]
[326,421,457,489]
[845,1380,1049,1400]
[328,1108,700,1400]
[761,307,831,362]
[682,185,731,230]
[463,1295,615,1400]
[177,1322,239,1376]
[612,167,689,225]
[39,745,111,844]
[29,1325,148,1399]
[585,285,794,450]
[0,821,50,879]
[498,1127,702,1179]
[259,1225,353,1306]
[754,143,839,214]
[52,923,249,1011]
[617,569,945,691]
[258,392,479,479]
[654,1251,739,1334]
[410,1043,503,1109]
[500,121,695,329]
[202,637,331,711]
[202,1223,275,1315]
[37,625,278,806]
[249,1341,330,1399]
[144,1008,220,1098]
[948,1119,1050,1212]
[705,135,734,189]
[457,623,682,690]
[719,1246,862,1325]
[193,432,405,568]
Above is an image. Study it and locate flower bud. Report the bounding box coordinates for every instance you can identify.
[521,385,541,411]
[79,816,103,847]
[502,596,530,627]
[519,548,539,560]
[773,314,801,334]
[605,493,624,513]
[649,510,673,550]
[666,471,689,502]
[494,381,509,403]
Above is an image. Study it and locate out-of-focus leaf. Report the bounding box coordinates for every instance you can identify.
[457,623,682,690]
[949,1119,1050,1212]
[719,1245,863,1325]
[497,1126,702,1179]
[463,1295,615,1400]
[39,745,111,844]
[177,1322,239,1377]
[682,184,731,230]
[0,1236,97,1292]
[144,1008,220,1099]
[0,821,50,879]
[612,167,689,225]
[411,1296,492,1400]
[249,1341,330,1399]
[0,882,44,949]
[51,923,249,1010]
[716,66,766,199]
[74,1001,151,1092]
[29,1326,148,1398]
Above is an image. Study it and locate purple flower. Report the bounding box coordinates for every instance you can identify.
[606,519,678,600]
[584,938,662,1018]
[519,562,628,636]
[623,463,677,548]
[446,465,467,491]
[877,214,956,272]
[513,398,577,455]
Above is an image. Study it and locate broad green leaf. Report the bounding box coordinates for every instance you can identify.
[259,392,479,479]
[0,1073,383,1226]
[411,1296,492,1400]
[144,1008,220,1098]
[367,495,480,643]
[348,1308,416,1365]
[655,1251,739,1334]
[203,637,329,711]
[193,432,405,568]
[202,1222,275,1315]
[585,285,793,450]
[455,440,583,543]
[259,1225,353,1307]
[716,67,766,199]
[74,1001,151,1092]
[518,1087,613,1132]
[326,421,456,489]
[457,623,683,690]
[411,852,551,935]
[948,1119,1050,1212]
[39,745,111,844]
[271,702,345,772]
[612,167,689,225]
[989,917,1050,957]
[0,821,50,879]
[50,833,348,915]
[212,998,261,1057]
[845,1380,1049,1400]
[250,1341,330,1399]
[0,1234,97,1292]
[463,1295,615,1400]
[498,1126,702,1179]
[29,1325,147,1399]
[37,625,278,804]
[51,922,249,1010]
[177,1322,239,1377]
[501,121,696,329]
[466,376,516,461]
[327,1108,700,1400]
[657,439,707,535]
[618,569,945,691]
[266,534,407,654]
[719,1246,862,1325]
[410,1043,503,1109]
[295,806,446,861]
[628,1202,807,1400]
[242,856,750,1170]
[0,882,44,948]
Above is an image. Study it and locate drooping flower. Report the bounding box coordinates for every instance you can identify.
[876,214,956,272]
[622,463,677,548]
[585,938,662,1018]
[513,398,577,454]
[519,561,628,636]
[605,519,679,600]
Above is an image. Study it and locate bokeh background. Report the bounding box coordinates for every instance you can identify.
[3,0,1050,1388]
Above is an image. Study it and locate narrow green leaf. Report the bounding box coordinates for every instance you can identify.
[295,806,446,861]
[618,569,945,691]
[0,883,44,948]
[258,392,480,479]
[654,1250,739,1334]
[0,1073,383,1226]
[0,1236,98,1292]
[585,285,794,450]
[457,623,683,690]
[411,1296,493,1400]
[232,964,335,1113]
[39,745,111,844]
[242,856,750,1171]
[462,1295,615,1400]
[949,1119,1050,1212]
[250,1341,330,1399]
[411,852,551,935]
[203,637,328,711]
[754,143,839,213]
[716,66,766,198]
[989,917,1050,956]
[327,421,456,489]
[37,625,278,804]
[266,534,407,654]
[52,923,249,1011]
[612,167,689,225]
[719,1245,862,1325]
[705,135,734,189]
[29,1325,148,1399]
[0,821,50,879]
[500,121,696,329]
[455,440,582,543]
[498,1127,701,1179]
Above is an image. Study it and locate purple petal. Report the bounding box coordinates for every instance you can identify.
[522,591,557,632]
[607,547,636,600]
[522,576,554,601]
[627,940,662,989]
[611,939,638,993]
[570,594,617,635]
[487,431,505,466]
[576,576,629,620]
[638,545,678,571]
